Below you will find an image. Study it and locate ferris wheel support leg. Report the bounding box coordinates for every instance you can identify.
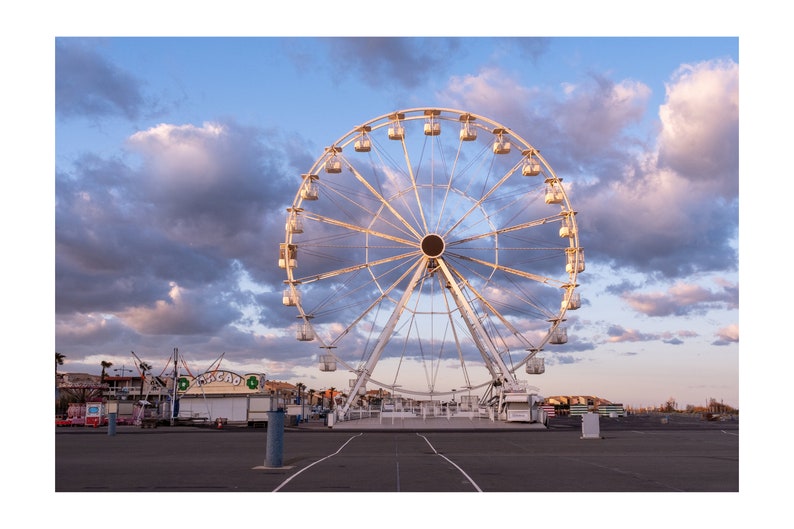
[340,261,427,417]
[435,258,515,384]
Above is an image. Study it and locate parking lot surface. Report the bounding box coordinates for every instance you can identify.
[56,414,738,493]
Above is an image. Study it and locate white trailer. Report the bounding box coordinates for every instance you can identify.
[503,393,546,423]
[504,394,532,422]
[247,395,276,426]
[173,395,279,425]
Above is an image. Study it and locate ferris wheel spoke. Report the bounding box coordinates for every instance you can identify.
[448,251,568,288]
[442,261,536,350]
[443,253,556,322]
[435,138,487,235]
[291,250,419,284]
[432,258,511,379]
[446,214,567,247]
[435,273,474,389]
[351,133,426,233]
[326,256,427,350]
[441,160,523,240]
[443,172,546,239]
[306,256,408,320]
[319,179,419,242]
[398,136,431,235]
[302,212,418,248]
[343,158,423,240]
[347,259,427,401]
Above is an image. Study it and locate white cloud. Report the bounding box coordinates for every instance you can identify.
[658,58,739,194]
[577,58,739,277]
[127,122,227,190]
[715,323,739,343]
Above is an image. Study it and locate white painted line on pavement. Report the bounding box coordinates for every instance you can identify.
[272,433,363,492]
[417,433,483,492]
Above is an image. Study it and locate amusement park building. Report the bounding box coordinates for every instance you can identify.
[57,370,622,422]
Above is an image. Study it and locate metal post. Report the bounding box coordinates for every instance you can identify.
[108,412,117,436]
[171,348,178,426]
[106,401,118,436]
[300,384,305,423]
[265,409,285,467]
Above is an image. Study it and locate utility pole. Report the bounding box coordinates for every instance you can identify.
[171,348,178,426]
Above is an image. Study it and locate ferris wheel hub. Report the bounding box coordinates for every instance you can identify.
[420,233,445,258]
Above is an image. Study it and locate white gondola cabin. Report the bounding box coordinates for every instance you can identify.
[388,113,405,140]
[545,183,564,204]
[523,160,542,176]
[526,357,545,375]
[521,149,541,176]
[561,291,581,310]
[324,147,342,174]
[459,114,477,141]
[424,120,440,136]
[566,248,585,274]
[354,137,371,152]
[300,174,319,200]
[354,126,372,152]
[549,326,568,344]
[319,354,337,372]
[492,128,511,154]
[325,157,342,173]
[424,109,441,136]
[559,212,575,238]
[278,243,297,269]
[286,207,304,234]
[282,287,300,306]
[296,321,314,341]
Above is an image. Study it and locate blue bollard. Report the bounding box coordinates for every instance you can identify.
[108,412,117,436]
[265,410,285,467]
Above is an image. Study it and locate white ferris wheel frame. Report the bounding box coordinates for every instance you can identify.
[281,107,583,416]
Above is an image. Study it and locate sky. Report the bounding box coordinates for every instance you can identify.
[49,33,742,410]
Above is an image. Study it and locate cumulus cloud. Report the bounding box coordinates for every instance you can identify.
[441,57,738,280]
[658,59,739,194]
[606,325,657,343]
[56,117,312,365]
[713,323,739,345]
[555,74,652,160]
[118,282,240,335]
[56,39,146,120]
[576,59,738,278]
[622,280,737,317]
[444,66,538,126]
[325,37,464,89]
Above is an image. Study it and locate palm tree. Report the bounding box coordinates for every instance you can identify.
[328,387,336,410]
[308,389,316,407]
[139,362,152,399]
[100,361,113,383]
[55,352,65,374]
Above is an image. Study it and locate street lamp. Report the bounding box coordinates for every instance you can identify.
[113,366,131,397]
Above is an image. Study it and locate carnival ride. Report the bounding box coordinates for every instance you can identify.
[280,108,583,422]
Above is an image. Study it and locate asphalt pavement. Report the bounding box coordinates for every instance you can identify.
[55,413,738,493]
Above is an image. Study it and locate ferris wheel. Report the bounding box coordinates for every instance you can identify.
[280,108,583,416]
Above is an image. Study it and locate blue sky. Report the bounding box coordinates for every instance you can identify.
[50,33,742,410]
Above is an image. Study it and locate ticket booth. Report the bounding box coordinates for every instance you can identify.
[85,402,104,428]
